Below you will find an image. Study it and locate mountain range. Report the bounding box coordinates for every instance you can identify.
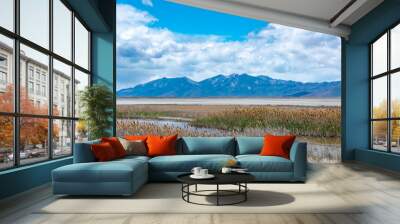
[117,74,341,97]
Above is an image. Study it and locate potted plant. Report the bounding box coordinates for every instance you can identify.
[79,84,113,140]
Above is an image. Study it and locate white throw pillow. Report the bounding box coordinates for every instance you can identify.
[118,138,147,156]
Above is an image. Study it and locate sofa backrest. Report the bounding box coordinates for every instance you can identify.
[73,139,100,163]
[235,136,264,155]
[177,137,236,155]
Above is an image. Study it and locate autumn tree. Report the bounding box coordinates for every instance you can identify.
[0,85,59,151]
[372,99,400,143]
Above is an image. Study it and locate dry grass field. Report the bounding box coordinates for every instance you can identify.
[117,104,341,162]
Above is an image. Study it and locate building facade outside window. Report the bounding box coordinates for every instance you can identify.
[0,0,91,170]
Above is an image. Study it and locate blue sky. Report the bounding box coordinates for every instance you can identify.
[117,0,341,90]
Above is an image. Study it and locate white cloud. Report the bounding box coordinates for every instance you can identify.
[117,4,341,90]
[141,0,153,7]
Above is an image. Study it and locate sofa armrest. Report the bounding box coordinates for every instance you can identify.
[73,140,100,163]
[289,142,307,181]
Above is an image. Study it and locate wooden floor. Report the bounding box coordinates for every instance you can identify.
[1,162,400,224]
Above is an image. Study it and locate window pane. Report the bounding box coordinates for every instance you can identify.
[372,121,388,151]
[75,120,88,143]
[53,59,72,117]
[391,72,400,118]
[372,33,387,76]
[391,24,400,70]
[53,0,72,60]
[20,0,49,49]
[53,119,72,158]
[20,117,49,165]
[0,116,13,170]
[75,18,89,70]
[372,77,387,119]
[391,120,400,153]
[0,34,14,112]
[74,69,89,118]
[0,0,14,31]
[20,44,49,115]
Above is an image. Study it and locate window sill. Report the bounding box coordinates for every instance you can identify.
[0,156,72,176]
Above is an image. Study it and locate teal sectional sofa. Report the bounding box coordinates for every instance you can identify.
[52,137,307,196]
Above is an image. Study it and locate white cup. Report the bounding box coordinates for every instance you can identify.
[200,169,208,176]
[191,167,202,176]
[221,167,232,174]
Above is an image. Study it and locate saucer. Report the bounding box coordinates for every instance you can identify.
[190,174,215,179]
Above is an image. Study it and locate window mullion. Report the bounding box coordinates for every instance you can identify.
[71,10,76,155]
[48,0,54,160]
[388,30,391,152]
[13,0,20,167]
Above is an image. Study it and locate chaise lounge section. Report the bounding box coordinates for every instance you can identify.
[52,137,307,196]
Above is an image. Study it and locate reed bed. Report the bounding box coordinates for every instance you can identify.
[191,106,341,138]
[116,119,340,163]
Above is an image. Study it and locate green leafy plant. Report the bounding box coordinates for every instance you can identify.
[79,84,113,140]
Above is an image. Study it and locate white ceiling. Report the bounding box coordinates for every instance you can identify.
[168,0,384,38]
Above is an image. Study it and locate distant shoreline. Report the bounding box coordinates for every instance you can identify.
[117,97,341,107]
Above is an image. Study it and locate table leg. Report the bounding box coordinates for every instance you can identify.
[245,183,247,201]
[217,184,219,206]
[195,184,198,192]
[187,184,190,202]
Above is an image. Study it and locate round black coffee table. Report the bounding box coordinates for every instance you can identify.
[177,173,255,206]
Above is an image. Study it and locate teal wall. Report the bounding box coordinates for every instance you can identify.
[0,0,116,200]
[343,0,400,171]
[0,158,72,199]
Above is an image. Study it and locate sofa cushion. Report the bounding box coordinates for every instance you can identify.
[119,138,147,156]
[149,154,235,172]
[179,137,235,155]
[236,155,293,172]
[147,135,178,157]
[53,159,147,183]
[236,137,263,155]
[260,135,296,159]
[101,137,127,158]
[91,142,118,162]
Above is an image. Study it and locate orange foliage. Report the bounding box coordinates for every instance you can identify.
[0,85,59,149]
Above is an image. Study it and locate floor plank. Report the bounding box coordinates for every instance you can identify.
[1,162,400,224]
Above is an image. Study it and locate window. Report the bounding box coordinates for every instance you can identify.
[74,69,89,118]
[20,0,49,48]
[35,70,41,81]
[0,71,6,84]
[36,84,40,95]
[0,53,8,89]
[42,85,46,97]
[28,81,34,94]
[74,18,90,70]
[53,119,72,158]
[28,67,34,80]
[0,116,14,170]
[0,0,14,32]
[53,59,72,117]
[0,34,14,113]
[0,0,91,170]
[370,23,400,153]
[53,0,72,60]
[0,55,7,67]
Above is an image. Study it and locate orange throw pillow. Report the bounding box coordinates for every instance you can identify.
[260,134,296,159]
[124,135,148,141]
[146,135,178,157]
[101,137,127,158]
[91,142,117,162]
